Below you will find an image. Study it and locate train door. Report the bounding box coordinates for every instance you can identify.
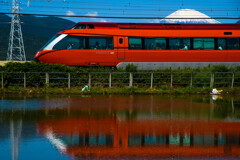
[117,36,127,59]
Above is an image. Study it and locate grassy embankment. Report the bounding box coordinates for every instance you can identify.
[0,61,239,95]
[1,86,240,96]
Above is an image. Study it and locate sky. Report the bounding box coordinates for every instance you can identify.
[0,0,240,23]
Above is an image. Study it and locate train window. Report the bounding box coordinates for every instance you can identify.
[193,38,214,50]
[119,38,123,44]
[40,34,60,50]
[75,24,86,29]
[227,38,239,50]
[217,38,226,50]
[129,37,142,49]
[145,38,166,50]
[52,35,85,50]
[169,38,190,50]
[89,37,113,49]
[78,37,86,49]
[87,24,94,29]
[145,38,155,50]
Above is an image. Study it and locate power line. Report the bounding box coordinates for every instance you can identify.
[1,1,239,18]
[1,12,239,19]
[29,0,240,5]
[6,9,238,17]
[1,1,239,10]
[1,2,239,19]
[23,5,240,12]
[2,2,239,11]
[7,10,237,17]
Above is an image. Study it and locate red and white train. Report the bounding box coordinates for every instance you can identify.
[34,22,240,69]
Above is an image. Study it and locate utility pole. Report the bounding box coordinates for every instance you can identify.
[7,0,26,61]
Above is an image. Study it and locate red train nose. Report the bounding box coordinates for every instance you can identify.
[34,51,41,59]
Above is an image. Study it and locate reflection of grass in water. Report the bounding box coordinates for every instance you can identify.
[1,95,240,121]
[214,104,230,119]
[213,98,240,119]
[1,109,112,121]
[0,103,212,121]
[1,109,209,122]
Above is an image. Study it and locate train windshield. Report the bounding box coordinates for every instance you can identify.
[40,34,68,50]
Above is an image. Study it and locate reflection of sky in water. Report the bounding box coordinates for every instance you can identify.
[0,97,70,109]
[0,134,73,160]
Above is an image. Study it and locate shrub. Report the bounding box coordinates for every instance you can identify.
[211,65,229,72]
[125,64,137,72]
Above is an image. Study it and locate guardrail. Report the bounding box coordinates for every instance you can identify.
[1,72,240,88]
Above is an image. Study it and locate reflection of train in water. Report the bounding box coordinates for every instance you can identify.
[34,23,240,69]
[37,117,240,158]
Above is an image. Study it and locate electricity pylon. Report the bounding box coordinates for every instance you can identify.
[10,120,22,160]
[7,0,26,61]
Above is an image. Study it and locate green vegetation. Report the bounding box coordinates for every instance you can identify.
[1,61,240,73]
[1,86,240,96]
[0,62,239,95]
[125,63,138,72]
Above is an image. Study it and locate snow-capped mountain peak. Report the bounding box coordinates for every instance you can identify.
[159,9,220,24]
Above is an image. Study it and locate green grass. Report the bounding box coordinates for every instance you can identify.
[1,86,240,96]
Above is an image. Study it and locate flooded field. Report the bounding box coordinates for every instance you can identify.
[0,95,240,160]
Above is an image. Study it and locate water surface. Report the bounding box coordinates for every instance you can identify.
[0,95,240,160]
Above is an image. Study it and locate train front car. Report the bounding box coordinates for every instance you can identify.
[34,22,119,67]
[34,34,68,64]
[35,22,240,69]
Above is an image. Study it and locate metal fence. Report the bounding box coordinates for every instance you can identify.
[1,72,240,88]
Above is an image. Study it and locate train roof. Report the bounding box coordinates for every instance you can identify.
[73,22,240,30]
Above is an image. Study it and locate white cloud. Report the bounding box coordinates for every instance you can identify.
[66,11,76,16]
[85,11,107,22]
[85,11,98,17]
[100,19,107,22]
[139,19,160,23]
[151,19,160,23]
